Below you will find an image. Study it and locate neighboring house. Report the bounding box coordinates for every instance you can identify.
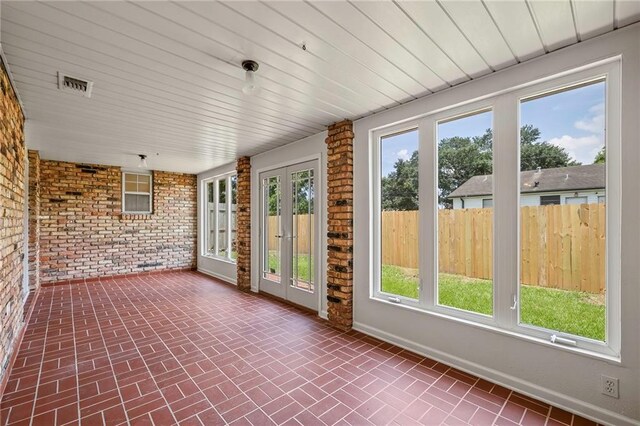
[449,164,605,209]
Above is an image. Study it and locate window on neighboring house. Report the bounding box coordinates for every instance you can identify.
[123,172,152,214]
[204,173,237,262]
[598,195,606,204]
[540,195,561,205]
[565,196,588,205]
[371,62,619,357]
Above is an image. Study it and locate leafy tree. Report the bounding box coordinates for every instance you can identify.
[594,147,605,164]
[381,125,579,210]
[266,171,314,216]
[381,151,419,211]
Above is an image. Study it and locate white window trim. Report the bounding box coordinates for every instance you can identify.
[122,171,153,214]
[202,172,237,263]
[370,60,621,359]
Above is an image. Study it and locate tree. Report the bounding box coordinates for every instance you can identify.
[381,125,579,210]
[594,147,605,164]
[381,151,419,211]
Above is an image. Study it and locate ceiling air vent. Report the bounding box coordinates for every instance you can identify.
[57,72,93,98]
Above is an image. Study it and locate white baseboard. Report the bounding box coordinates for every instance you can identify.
[197,268,236,286]
[353,321,637,426]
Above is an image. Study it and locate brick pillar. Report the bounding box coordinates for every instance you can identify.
[326,120,354,331]
[27,150,40,290]
[236,156,252,292]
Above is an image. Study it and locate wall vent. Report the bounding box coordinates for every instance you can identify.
[57,72,93,98]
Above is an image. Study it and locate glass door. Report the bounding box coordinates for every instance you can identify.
[259,160,318,311]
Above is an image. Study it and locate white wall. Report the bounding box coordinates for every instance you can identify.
[353,26,639,425]
[197,162,237,284]
[250,131,328,317]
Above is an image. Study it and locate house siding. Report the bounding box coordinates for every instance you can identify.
[452,190,605,209]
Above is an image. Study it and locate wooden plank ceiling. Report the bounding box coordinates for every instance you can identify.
[2,1,639,173]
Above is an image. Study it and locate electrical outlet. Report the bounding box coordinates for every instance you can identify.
[601,375,619,398]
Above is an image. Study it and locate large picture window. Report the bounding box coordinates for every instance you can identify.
[204,173,237,262]
[371,61,620,357]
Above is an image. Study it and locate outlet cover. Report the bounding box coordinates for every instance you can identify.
[601,375,619,398]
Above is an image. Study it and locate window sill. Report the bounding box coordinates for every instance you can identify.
[120,213,153,221]
[369,295,621,364]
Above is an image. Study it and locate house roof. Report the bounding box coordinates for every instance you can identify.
[448,164,605,198]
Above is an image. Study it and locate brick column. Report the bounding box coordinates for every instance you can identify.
[28,150,40,290]
[326,120,354,331]
[236,156,252,292]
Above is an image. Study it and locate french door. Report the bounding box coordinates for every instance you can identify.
[259,160,318,311]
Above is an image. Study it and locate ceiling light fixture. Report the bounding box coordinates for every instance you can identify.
[242,60,260,95]
[138,154,148,168]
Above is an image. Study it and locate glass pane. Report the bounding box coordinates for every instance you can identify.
[519,80,606,341]
[138,181,150,193]
[263,176,282,283]
[291,169,314,292]
[230,175,237,261]
[125,194,150,212]
[217,179,227,257]
[380,129,419,299]
[125,181,137,192]
[138,175,150,185]
[206,181,215,254]
[125,173,137,183]
[437,110,494,316]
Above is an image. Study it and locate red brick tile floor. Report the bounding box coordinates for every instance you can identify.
[1,272,601,426]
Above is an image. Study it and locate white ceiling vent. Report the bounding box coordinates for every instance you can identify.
[57,72,93,98]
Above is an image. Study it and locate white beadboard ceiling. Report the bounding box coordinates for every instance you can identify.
[1,1,639,174]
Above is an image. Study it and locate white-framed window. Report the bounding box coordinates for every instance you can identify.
[371,60,620,358]
[203,173,237,262]
[122,171,152,214]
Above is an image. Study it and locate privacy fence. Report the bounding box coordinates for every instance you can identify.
[268,203,605,294]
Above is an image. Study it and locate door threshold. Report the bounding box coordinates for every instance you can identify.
[258,290,318,315]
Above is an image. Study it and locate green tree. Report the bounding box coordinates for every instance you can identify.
[381,125,579,210]
[594,147,605,164]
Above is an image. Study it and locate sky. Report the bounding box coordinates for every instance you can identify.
[380,81,605,177]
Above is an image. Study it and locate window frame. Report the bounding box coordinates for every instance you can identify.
[202,172,237,263]
[540,195,561,205]
[122,171,153,214]
[370,60,621,359]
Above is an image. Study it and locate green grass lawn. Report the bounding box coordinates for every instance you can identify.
[382,265,605,341]
[268,251,314,282]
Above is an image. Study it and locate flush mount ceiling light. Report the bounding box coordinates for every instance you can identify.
[241,60,260,95]
[138,154,148,169]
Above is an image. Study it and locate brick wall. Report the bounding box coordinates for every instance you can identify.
[236,156,251,291]
[0,59,26,382]
[38,160,197,283]
[27,150,40,290]
[326,120,354,330]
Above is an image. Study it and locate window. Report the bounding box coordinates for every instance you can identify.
[371,61,620,357]
[565,196,588,205]
[378,128,419,301]
[123,172,152,214]
[540,195,561,205]
[598,195,606,204]
[204,173,237,262]
[437,109,494,316]
[519,79,606,343]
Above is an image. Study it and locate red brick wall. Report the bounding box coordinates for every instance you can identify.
[236,156,251,291]
[27,150,40,290]
[38,160,197,283]
[0,59,26,382]
[326,120,354,330]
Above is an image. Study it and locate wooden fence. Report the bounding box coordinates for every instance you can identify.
[267,204,605,293]
[267,214,314,254]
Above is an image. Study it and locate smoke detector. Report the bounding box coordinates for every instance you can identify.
[57,72,93,98]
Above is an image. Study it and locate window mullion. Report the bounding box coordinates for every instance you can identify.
[493,94,519,329]
[420,118,436,308]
